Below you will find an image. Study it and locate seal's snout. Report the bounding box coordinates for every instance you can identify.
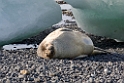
[41,43,55,59]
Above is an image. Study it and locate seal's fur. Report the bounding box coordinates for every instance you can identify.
[37,28,94,59]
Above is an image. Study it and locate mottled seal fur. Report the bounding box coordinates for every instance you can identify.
[37,28,94,59]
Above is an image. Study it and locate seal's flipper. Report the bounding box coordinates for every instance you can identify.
[91,47,112,55]
[74,55,88,59]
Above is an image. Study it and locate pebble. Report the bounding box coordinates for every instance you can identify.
[20,70,30,75]
[14,66,20,71]
[99,78,105,82]
[27,77,34,81]
[104,68,111,75]
[117,79,124,83]
[34,78,41,82]
[18,74,25,78]
[89,77,94,83]
[6,79,10,83]
[91,73,96,77]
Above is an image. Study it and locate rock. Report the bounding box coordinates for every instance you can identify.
[20,69,30,75]
[27,77,34,81]
[6,79,11,83]
[34,78,41,82]
[89,77,94,83]
[104,68,111,75]
[117,79,124,83]
[18,74,25,78]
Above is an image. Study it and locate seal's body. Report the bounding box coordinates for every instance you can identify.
[37,28,94,59]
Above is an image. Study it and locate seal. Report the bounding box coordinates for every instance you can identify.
[37,28,94,59]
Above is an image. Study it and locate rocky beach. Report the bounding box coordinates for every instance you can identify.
[0,1,124,83]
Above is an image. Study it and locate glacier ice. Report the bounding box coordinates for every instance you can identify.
[0,0,62,46]
[64,0,124,41]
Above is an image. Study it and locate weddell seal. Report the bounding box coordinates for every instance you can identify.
[37,28,96,59]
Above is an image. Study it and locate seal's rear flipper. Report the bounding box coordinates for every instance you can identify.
[91,47,112,55]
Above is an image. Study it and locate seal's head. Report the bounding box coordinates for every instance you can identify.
[37,41,55,59]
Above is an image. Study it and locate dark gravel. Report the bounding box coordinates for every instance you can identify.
[1,2,124,83]
[0,23,124,83]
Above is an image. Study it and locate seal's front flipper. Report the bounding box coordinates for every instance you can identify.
[74,55,88,59]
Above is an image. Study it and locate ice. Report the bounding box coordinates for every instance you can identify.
[2,44,38,50]
[64,0,124,41]
[3,3,75,50]
[0,0,62,46]
[60,4,72,10]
